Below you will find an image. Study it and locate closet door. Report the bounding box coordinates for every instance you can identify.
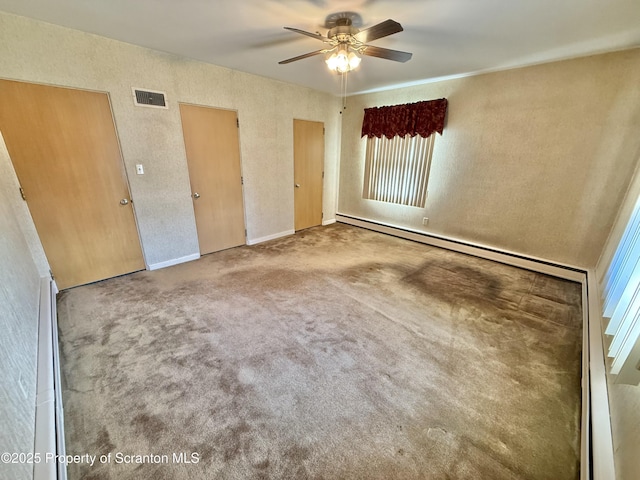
[179,103,246,254]
[294,119,324,231]
[0,80,145,289]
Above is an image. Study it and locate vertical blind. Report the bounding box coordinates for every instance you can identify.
[362,133,435,207]
[601,193,640,385]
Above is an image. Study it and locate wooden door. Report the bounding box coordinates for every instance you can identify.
[0,80,145,289]
[179,104,245,254]
[294,119,324,231]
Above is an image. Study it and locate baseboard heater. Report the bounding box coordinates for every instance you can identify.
[33,277,67,480]
[336,213,586,281]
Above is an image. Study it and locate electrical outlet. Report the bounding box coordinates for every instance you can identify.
[422,217,429,226]
[136,164,144,175]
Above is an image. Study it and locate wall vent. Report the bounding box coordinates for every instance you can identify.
[132,88,168,109]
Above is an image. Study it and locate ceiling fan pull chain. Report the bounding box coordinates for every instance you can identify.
[344,71,348,110]
[341,71,347,110]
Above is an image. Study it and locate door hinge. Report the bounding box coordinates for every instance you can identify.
[236,118,239,128]
[244,229,247,237]
[241,176,244,185]
[323,127,325,135]
[49,269,55,281]
[19,187,27,201]
[322,171,324,179]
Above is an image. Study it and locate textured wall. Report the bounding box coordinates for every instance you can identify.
[607,385,640,479]
[0,134,42,480]
[339,49,640,268]
[0,11,341,267]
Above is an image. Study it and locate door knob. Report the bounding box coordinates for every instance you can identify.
[295,184,300,188]
[193,192,200,199]
[119,199,129,205]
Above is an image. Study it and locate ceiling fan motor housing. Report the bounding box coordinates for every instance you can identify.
[328,18,359,42]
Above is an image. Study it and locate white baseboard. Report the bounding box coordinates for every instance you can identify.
[585,269,616,480]
[247,230,295,246]
[336,213,585,282]
[580,279,590,480]
[322,218,336,226]
[34,277,67,480]
[148,253,200,271]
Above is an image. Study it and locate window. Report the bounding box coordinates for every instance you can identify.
[362,133,435,207]
[602,192,640,385]
[360,99,447,208]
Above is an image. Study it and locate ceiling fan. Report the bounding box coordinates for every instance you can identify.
[278,13,412,73]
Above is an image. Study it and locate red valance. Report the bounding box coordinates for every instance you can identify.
[361,98,448,139]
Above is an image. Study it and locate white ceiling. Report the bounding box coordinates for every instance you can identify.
[1,0,639,95]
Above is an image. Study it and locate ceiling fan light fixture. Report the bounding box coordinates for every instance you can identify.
[348,51,361,70]
[325,46,360,73]
[325,51,339,71]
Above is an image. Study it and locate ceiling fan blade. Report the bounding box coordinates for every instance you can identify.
[279,50,325,64]
[283,27,326,41]
[249,33,308,49]
[354,19,403,43]
[361,45,412,62]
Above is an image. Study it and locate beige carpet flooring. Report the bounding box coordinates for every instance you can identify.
[57,223,582,479]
